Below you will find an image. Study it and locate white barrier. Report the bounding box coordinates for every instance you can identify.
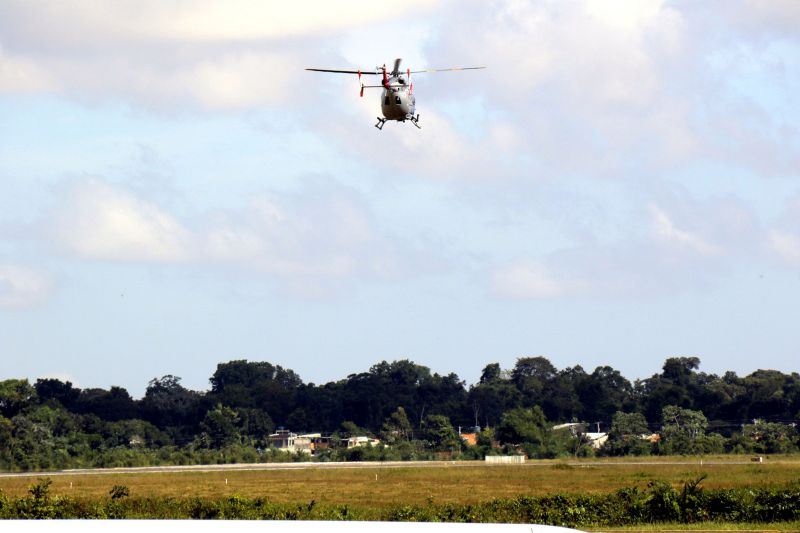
[484,455,526,464]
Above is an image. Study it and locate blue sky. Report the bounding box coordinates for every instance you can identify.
[1,1,799,398]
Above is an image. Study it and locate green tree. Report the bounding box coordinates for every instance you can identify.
[420,414,460,451]
[209,360,302,424]
[659,405,709,454]
[468,364,522,428]
[742,420,797,454]
[0,379,36,418]
[140,375,203,431]
[639,357,702,422]
[742,369,793,420]
[380,406,413,443]
[602,411,652,456]
[611,411,650,437]
[576,366,635,422]
[496,406,548,446]
[34,378,80,409]
[200,404,241,448]
[479,363,502,384]
[286,407,310,432]
[546,365,586,422]
[511,357,557,398]
[74,386,137,421]
[236,408,274,442]
[338,420,369,438]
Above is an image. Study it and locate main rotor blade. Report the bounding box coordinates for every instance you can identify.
[305,68,380,75]
[392,58,402,75]
[409,66,487,73]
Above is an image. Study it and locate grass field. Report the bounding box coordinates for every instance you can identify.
[1,457,798,507]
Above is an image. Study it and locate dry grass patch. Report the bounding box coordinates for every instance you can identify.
[1,458,799,507]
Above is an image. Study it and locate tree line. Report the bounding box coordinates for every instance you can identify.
[1,356,799,470]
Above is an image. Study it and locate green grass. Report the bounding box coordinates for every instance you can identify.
[2,457,798,506]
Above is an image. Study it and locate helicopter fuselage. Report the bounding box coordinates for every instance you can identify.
[380,75,416,121]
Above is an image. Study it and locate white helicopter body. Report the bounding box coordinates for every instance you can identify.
[306,58,484,130]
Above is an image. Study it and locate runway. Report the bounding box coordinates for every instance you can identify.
[0,458,762,478]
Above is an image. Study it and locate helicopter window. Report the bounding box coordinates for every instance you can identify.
[384,96,390,105]
[395,96,401,104]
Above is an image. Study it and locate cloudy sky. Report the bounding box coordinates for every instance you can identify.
[1,0,799,397]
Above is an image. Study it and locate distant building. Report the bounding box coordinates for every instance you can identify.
[642,433,661,443]
[552,423,607,449]
[309,434,332,453]
[345,436,380,448]
[269,430,313,454]
[269,430,334,455]
[459,432,478,446]
[552,423,587,436]
[584,432,608,449]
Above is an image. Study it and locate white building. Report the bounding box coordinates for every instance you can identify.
[268,430,317,454]
[346,436,380,448]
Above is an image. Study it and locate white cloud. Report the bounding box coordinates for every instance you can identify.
[768,194,800,267]
[1,1,438,44]
[380,0,799,182]
[725,0,800,36]
[489,191,762,300]
[202,188,380,279]
[52,179,192,263]
[650,205,721,257]
[769,231,800,266]
[0,1,439,110]
[491,259,588,299]
[0,47,52,92]
[320,101,522,182]
[314,0,698,181]
[0,45,298,111]
[0,264,52,308]
[48,178,429,297]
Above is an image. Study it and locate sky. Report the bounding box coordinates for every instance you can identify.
[1,0,799,398]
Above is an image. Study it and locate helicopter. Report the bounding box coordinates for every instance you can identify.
[306,58,485,130]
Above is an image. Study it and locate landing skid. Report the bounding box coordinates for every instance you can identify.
[374,115,421,131]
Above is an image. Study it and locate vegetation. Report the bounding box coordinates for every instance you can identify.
[1,356,799,471]
[4,460,800,502]
[1,474,799,526]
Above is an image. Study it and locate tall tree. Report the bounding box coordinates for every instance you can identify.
[496,406,549,446]
[468,366,522,428]
[200,404,241,448]
[0,379,36,418]
[209,360,302,424]
[420,414,460,451]
[479,363,502,384]
[659,405,715,454]
[74,386,137,421]
[511,356,557,398]
[602,411,652,456]
[576,366,635,423]
[34,379,80,409]
[139,375,204,437]
[639,357,703,421]
[380,406,413,443]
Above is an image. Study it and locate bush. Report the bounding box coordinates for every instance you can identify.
[0,479,799,524]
